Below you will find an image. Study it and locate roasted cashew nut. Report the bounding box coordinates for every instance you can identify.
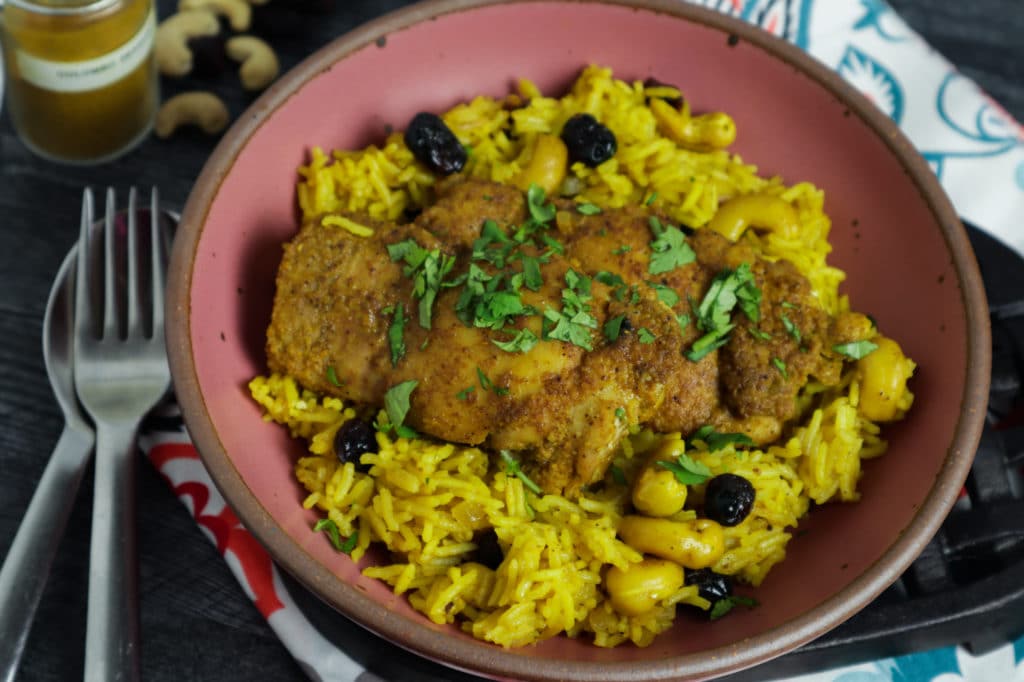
[155,10,221,77]
[155,92,230,138]
[226,36,279,91]
[707,194,800,242]
[178,0,251,32]
[650,98,737,151]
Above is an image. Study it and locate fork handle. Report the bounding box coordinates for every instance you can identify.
[0,425,94,682]
[84,423,141,682]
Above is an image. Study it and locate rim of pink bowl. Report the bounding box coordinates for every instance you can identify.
[166,1,991,680]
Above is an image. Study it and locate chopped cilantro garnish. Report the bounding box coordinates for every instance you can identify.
[710,595,759,620]
[748,327,773,341]
[676,314,691,331]
[597,228,608,237]
[499,450,542,495]
[648,216,696,275]
[314,519,357,554]
[456,386,475,401]
[645,192,658,206]
[686,263,761,361]
[577,202,602,215]
[780,313,801,343]
[526,183,556,223]
[326,365,342,387]
[690,425,755,451]
[614,407,627,422]
[540,234,565,255]
[383,380,418,433]
[387,238,456,329]
[647,281,680,307]
[492,328,538,353]
[638,328,656,344]
[603,314,626,343]
[476,367,510,396]
[772,357,788,378]
[612,244,632,255]
[521,255,543,291]
[657,453,713,485]
[833,339,879,359]
[387,303,407,367]
[543,270,598,350]
[781,301,798,310]
[610,465,627,486]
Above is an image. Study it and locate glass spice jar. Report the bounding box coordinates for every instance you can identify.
[0,0,158,164]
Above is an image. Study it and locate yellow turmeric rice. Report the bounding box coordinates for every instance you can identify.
[249,66,915,649]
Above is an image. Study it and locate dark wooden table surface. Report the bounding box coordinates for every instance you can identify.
[1,1,1021,680]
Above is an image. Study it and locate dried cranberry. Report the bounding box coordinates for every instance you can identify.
[333,419,376,471]
[560,114,617,167]
[704,474,755,527]
[404,112,467,175]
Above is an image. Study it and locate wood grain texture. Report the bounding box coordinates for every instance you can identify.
[0,1,1020,680]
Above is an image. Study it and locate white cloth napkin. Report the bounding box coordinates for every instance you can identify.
[146,2,1024,681]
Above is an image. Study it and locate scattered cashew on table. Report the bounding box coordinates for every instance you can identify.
[153,0,281,138]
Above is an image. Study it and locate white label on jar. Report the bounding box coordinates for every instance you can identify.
[14,7,156,93]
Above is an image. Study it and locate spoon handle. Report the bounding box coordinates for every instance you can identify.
[84,422,141,682]
[0,424,94,682]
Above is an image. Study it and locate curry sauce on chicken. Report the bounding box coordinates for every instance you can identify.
[266,178,876,496]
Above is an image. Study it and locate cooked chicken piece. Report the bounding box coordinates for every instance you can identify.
[266,180,847,496]
[416,179,526,249]
[265,215,441,402]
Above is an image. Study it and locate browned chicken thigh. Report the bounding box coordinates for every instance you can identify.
[266,180,843,495]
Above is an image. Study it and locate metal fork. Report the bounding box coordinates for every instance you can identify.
[74,187,170,681]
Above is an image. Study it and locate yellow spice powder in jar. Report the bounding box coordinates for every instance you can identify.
[1,0,158,164]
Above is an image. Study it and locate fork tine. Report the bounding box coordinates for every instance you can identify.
[102,188,119,340]
[125,188,141,338]
[75,188,95,344]
[150,187,165,338]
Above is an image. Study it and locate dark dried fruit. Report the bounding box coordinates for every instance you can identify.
[643,77,684,108]
[471,529,504,570]
[404,112,467,175]
[560,113,617,167]
[685,568,733,603]
[703,474,755,526]
[333,418,376,471]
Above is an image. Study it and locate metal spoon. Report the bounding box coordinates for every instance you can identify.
[0,245,94,682]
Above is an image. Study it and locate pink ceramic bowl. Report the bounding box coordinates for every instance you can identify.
[167,1,990,679]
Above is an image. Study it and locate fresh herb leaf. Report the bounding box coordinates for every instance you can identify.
[543,270,598,351]
[690,425,755,451]
[832,339,879,360]
[476,367,510,396]
[595,271,625,288]
[387,303,408,367]
[615,407,627,422]
[686,263,761,361]
[540,234,564,255]
[387,239,456,328]
[612,244,632,255]
[384,380,418,430]
[772,357,788,379]
[603,314,626,343]
[780,313,801,343]
[521,255,543,291]
[648,217,696,275]
[492,328,539,353]
[526,183,556,223]
[456,386,475,401]
[499,450,542,495]
[781,301,798,310]
[577,202,602,215]
[645,192,658,206]
[314,519,356,554]
[638,328,656,344]
[748,327,773,341]
[394,425,418,439]
[677,314,691,331]
[610,464,627,486]
[657,453,713,485]
[647,281,680,307]
[710,595,759,620]
[597,228,608,237]
[326,365,342,387]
